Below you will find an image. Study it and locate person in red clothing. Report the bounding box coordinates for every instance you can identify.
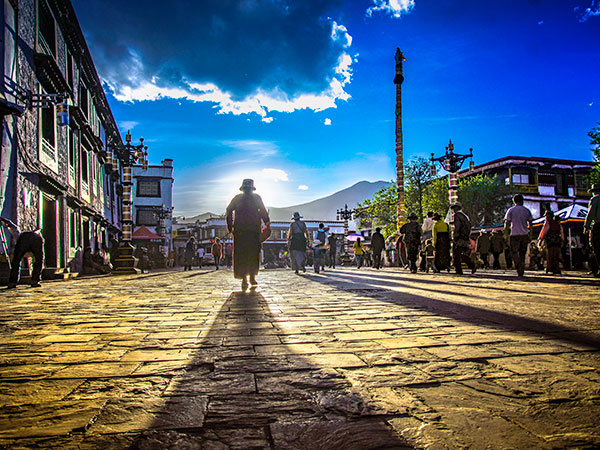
[538,210,564,275]
[211,237,223,270]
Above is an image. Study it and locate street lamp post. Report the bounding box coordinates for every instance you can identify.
[113,130,149,274]
[336,204,367,265]
[336,204,354,254]
[154,204,173,253]
[430,140,474,220]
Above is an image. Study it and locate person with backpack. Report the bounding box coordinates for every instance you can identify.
[538,210,564,275]
[313,223,328,273]
[399,213,422,273]
[287,212,308,274]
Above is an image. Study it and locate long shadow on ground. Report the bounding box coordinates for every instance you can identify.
[307,271,600,350]
[130,290,412,449]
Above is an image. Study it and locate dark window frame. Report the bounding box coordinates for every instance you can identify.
[136,208,158,226]
[136,179,162,197]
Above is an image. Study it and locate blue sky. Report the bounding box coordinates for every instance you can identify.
[72,0,600,216]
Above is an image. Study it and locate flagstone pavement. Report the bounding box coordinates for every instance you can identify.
[0,267,599,449]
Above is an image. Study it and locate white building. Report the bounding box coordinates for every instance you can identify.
[132,159,174,261]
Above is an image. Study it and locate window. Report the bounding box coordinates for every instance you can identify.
[575,172,589,190]
[38,0,56,57]
[512,173,529,185]
[136,208,158,226]
[137,179,161,197]
[68,129,75,167]
[69,209,77,248]
[41,100,55,147]
[66,53,73,87]
[80,83,88,118]
[538,172,555,186]
[81,148,89,182]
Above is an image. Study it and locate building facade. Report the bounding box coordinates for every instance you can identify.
[0,0,126,277]
[458,156,594,219]
[131,159,174,260]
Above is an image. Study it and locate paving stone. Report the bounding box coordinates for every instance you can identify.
[270,418,412,449]
[0,399,106,439]
[254,343,322,355]
[490,354,596,375]
[90,395,208,433]
[1,267,599,449]
[50,362,141,379]
[0,379,82,407]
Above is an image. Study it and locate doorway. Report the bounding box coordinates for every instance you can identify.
[42,196,58,268]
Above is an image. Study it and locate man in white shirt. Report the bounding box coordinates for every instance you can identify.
[504,194,533,277]
[419,211,435,271]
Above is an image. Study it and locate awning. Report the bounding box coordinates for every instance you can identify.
[132,226,164,240]
[532,204,588,225]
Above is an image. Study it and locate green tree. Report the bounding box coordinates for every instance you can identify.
[404,156,434,221]
[457,174,512,227]
[356,183,397,238]
[589,123,600,184]
[422,176,450,219]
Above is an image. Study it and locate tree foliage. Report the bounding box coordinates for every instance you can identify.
[422,176,450,219]
[457,174,512,226]
[589,123,600,184]
[356,182,397,238]
[404,156,434,222]
[356,164,511,235]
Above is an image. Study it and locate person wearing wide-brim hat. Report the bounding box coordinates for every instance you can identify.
[226,179,271,290]
[399,212,422,273]
[287,212,308,274]
[584,183,600,276]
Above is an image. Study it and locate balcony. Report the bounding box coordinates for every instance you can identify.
[81,180,90,204]
[34,33,70,95]
[39,138,58,173]
[511,183,539,195]
[68,164,76,189]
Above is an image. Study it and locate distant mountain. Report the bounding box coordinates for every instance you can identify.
[267,180,391,222]
[175,212,221,224]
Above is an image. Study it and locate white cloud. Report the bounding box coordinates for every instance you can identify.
[298,185,309,191]
[220,140,279,158]
[324,118,332,125]
[99,19,354,119]
[577,2,600,21]
[118,120,139,131]
[367,0,415,18]
[107,56,354,118]
[261,168,289,182]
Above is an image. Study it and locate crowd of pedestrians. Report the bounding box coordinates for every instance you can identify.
[3,180,599,291]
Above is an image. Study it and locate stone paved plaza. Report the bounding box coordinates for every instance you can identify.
[1,267,599,449]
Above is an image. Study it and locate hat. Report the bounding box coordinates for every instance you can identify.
[408,212,418,220]
[589,183,600,193]
[450,202,463,210]
[292,212,302,220]
[239,179,256,191]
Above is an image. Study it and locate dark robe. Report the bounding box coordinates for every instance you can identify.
[226,192,270,279]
